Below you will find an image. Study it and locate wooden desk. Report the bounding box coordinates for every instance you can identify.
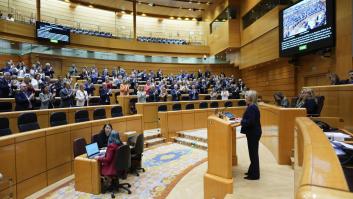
[304,84,353,132]
[137,99,242,130]
[204,115,239,199]
[294,117,353,199]
[0,115,142,199]
[74,154,101,195]
[158,107,246,142]
[259,103,306,165]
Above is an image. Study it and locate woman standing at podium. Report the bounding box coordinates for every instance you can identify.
[241,90,262,180]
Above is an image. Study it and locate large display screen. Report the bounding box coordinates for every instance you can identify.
[279,0,335,57]
[36,22,70,45]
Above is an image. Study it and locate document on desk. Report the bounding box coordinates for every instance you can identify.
[325,132,352,142]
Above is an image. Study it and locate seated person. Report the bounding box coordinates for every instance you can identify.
[273,92,289,108]
[93,124,122,148]
[348,70,353,84]
[210,88,218,100]
[328,73,344,85]
[296,89,318,115]
[94,132,122,190]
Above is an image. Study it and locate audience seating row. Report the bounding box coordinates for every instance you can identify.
[136,99,245,130]
[0,114,142,199]
[137,36,187,45]
[0,105,123,134]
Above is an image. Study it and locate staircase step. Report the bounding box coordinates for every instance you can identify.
[174,137,208,150]
[144,128,162,140]
[145,137,166,147]
[177,128,207,143]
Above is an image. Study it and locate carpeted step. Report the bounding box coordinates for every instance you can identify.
[174,137,208,150]
[144,128,162,141]
[177,128,207,143]
[145,137,166,148]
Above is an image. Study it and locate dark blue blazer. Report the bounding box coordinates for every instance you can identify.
[15,91,30,111]
[99,88,111,105]
[241,104,262,137]
[189,90,199,100]
[0,78,10,98]
[171,89,181,101]
[304,99,318,115]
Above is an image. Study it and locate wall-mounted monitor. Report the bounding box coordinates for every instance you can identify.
[279,0,335,57]
[36,21,70,45]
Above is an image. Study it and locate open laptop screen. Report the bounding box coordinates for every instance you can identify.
[85,142,99,157]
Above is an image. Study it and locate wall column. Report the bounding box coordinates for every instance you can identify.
[335,0,352,78]
[36,0,41,21]
[133,0,137,40]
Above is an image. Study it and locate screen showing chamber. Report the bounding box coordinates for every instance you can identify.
[279,0,335,57]
[36,22,70,45]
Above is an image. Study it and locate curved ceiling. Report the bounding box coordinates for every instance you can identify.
[67,0,214,19]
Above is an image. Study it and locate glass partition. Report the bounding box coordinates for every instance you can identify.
[0,39,228,64]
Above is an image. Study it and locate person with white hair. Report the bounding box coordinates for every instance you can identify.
[240,90,262,180]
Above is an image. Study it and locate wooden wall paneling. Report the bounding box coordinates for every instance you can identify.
[194,109,208,129]
[0,138,16,192]
[47,162,72,185]
[0,185,16,199]
[335,0,353,78]
[240,0,261,17]
[125,115,142,133]
[158,112,169,141]
[240,28,279,69]
[167,111,183,139]
[15,132,46,183]
[181,110,195,131]
[45,126,72,170]
[16,172,47,199]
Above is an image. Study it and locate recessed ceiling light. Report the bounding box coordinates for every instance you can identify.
[141,13,146,16]
[121,10,126,14]
[177,17,182,20]
[64,0,70,2]
[188,8,192,11]
[170,16,175,19]
[148,3,154,6]
[88,5,93,8]
[185,17,190,20]
[192,18,197,21]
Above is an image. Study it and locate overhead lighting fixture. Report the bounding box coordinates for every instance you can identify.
[148,3,154,6]
[192,18,197,21]
[222,19,226,22]
[170,16,175,19]
[206,2,210,5]
[177,17,182,20]
[121,10,126,14]
[184,17,190,21]
[88,5,93,8]
[188,8,192,11]
[64,0,70,2]
[141,13,146,16]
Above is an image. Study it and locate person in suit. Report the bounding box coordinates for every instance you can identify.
[0,72,11,98]
[39,85,54,109]
[273,92,289,108]
[348,70,353,84]
[59,82,73,108]
[100,83,112,105]
[137,85,147,103]
[148,85,159,102]
[94,131,122,191]
[93,124,122,149]
[303,88,318,115]
[171,84,181,101]
[15,84,34,111]
[241,90,262,180]
[189,84,199,100]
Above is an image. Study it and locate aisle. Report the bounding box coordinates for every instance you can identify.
[167,136,294,199]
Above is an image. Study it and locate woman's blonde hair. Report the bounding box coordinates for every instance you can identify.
[245,90,258,105]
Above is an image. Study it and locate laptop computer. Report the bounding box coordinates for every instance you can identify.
[85,142,105,159]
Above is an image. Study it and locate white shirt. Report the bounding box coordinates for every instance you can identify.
[31,78,39,89]
[76,90,88,107]
[221,90,229,100]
